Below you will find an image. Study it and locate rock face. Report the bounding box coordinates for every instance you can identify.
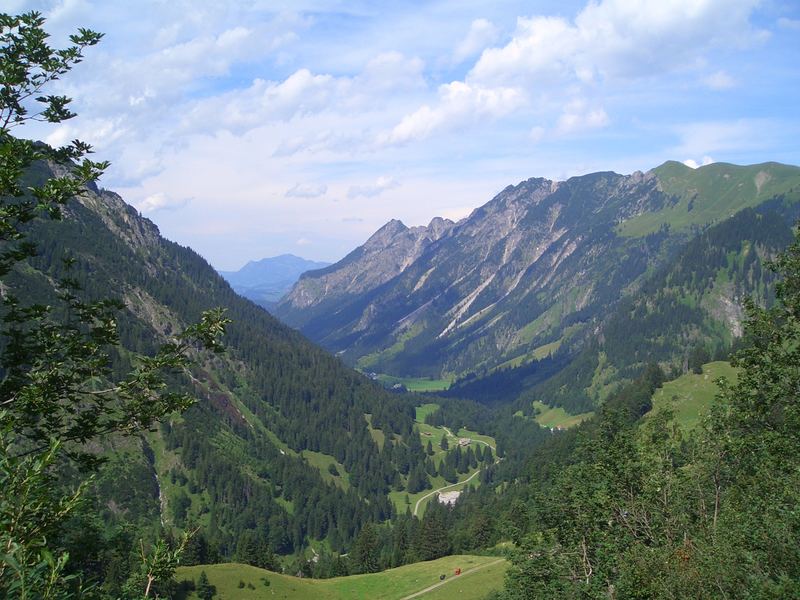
[275,161,800,381]
[281,217,455,312]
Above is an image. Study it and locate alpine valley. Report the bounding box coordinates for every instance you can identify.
[5,6,800,599]
[7,157,800,598]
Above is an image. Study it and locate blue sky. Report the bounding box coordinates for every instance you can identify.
[13,0,800,269]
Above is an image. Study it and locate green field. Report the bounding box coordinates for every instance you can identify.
[177,555,507,600]
[377,374,454,392]
[648,361,738,430]
[531,401,593,429]
[415,403,441,422]
[301,450,350,490]
[364,413,387,449]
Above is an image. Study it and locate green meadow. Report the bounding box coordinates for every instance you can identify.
[648,361,738,430]
[177,555,507,600]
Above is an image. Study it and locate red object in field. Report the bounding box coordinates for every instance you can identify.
[455,568,461,575]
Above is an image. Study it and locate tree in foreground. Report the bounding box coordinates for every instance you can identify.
[493,231,800,598]
[0,11,228,598]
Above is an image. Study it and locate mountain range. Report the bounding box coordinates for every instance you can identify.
[276,161,800,411]
[219,254,330,308]
[13,155,800,590]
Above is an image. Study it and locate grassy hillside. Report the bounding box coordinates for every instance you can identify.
[619,161,800,237]
[530,401,594,429]
[177,555,507,599]
[648,361,739,430]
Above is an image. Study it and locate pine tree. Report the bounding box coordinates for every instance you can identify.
[196,570,215,600]
[352,523,380,574]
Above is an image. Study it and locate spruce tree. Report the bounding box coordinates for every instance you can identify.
[196,570,215,600]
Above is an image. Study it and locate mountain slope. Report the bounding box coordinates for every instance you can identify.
[275,161,800,403]
[10,162,440,560]
[220,254,330,307]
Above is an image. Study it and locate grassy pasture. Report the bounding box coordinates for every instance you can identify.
[648,361,738,430]
[177,555,507,600]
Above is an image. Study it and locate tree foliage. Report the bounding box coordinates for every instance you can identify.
[0,11,228,598]
[489,229,800,598]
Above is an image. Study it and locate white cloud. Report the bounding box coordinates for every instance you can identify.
[470,0,763,87]
[453,18,500,63]
[137,192,190,213]
[381,81,524,145]
[348,176,401,198]
[672,119,771,157]
[555,99,609,135]
[285,183,328,198]
[357,52,425,93]
[468,16,577,87]
[683,156,714,169]
[385,0,762,149]
[295,237,312,246]
[703,70,736,90]
[439,206,473,222]
[19,0,791,268]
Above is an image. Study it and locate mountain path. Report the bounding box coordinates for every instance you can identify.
[413,427,498,516]
[413,468,483,517]
[398,558,506,600]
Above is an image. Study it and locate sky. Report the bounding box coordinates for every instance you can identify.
[11,0,800,270]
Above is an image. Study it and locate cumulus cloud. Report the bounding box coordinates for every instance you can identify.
[777,17,800,31]
[384,0,762,149]
[23,0,788,268]
[179,69,342,134]
[682,156,715,169]
[673,119,771,157]
[529,126,546,142]
[285,183,328,198]
[468,16,577,87]
[357,52,425,93]
[180,50,424,139]
[137,192,190,213]
[453,19,500,63]
[470,0,763,87]
[380,81,524,145]
[556,99,610,135]
[347,176,401,198]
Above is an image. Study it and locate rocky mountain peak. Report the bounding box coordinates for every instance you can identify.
[363,218,409,250]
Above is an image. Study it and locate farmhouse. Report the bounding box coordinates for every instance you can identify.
[437,490,461,506]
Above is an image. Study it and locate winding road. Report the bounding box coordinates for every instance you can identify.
[413,427,498,517]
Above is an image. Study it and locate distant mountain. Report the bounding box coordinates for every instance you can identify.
[220,254,330,307]
[275,161,800,410]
